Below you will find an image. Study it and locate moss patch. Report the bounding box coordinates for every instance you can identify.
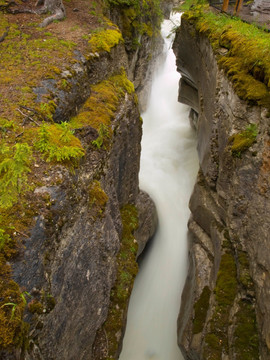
[101,204,138,359]
[70,69,134,132]
[88,180,108,219]
[233,300,259,359]
[107,0,162,50]
[193,286,211,334]
[34,122,85,163]
[204,250,237,359]
[89,28,123,53]
[203,231,259,359]
[229,123,258,157]
[182,5,270,111]
[0,255,29,349]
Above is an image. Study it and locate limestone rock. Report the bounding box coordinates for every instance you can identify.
[173,17,270,360]
[251,0,270,14]
[135,190,158,257]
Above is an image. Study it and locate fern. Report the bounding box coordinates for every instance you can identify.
[92,123,110,149]
[0,143,32,209]
[35,122,85,163]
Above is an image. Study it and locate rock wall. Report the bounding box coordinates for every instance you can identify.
[0,10,159,360]
[173,17,270,360]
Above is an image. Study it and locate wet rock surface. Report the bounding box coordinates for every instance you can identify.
[2,18,161,360]
[173,17,270,360]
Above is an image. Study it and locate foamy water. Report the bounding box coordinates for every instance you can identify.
[119,13,198,360]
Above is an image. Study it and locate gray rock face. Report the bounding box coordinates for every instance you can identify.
[2,21,159,360]
[135,190,158,257]
[251,0,270,14]
[173,18,270,360]
[11,93,153,360]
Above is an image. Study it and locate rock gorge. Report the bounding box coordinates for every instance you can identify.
[1,0,270,359]
[0,1,162,358]
[173,11,270,360]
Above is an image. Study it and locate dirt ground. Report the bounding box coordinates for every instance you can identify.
[211,2,270,30]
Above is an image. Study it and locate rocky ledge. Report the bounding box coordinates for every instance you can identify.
[0,1,161,358]
[173,14,270,360]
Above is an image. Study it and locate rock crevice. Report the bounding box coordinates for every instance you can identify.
[173,17,270,360]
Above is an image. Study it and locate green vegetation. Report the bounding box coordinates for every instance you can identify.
[233,300,259,359]
[204,250,237,359]
[70,69,134,133]
[89,28,123,53]
[193,286,211,334]
[106,0,162,49]
[0,0,160,351]
[182,4,270,111]
[102,204,138,358]
[35,122,85,163]
[0,257,29,349]
[0,17,76,124]
[178,0,206,11]
[0,143,32,209]
[88,180,108,218]
[229,123,258,157]
[92,123,110,149]
[202,231,259,359]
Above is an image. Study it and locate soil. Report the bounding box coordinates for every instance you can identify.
[211,2,270,30]
[2,0,103,43]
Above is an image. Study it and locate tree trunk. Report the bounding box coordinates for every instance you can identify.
[234,0,244,15]
[222,0,229,12]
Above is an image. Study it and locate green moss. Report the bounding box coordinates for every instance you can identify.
[237,250,253,289]
[88,180,108,218]
[0,255,29,349]
[101,204,139,359]
[0,142,33,209]
[204,251,237,359]
[92,123,110,150]
[215,252,237,305]
[193,286,211,334]
[233,300,259,359]
[182,5,270,110]
[44,294,56,312]
[204,333,222,359]
[107,0,162,49]
[34,122,85,163]
[28,300,44,315]
[229,123,258,157]
[88,28,123,53]
[0,16,76,123]
[70,69,134,131]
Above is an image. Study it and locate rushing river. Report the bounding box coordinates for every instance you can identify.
[119,14,199,360]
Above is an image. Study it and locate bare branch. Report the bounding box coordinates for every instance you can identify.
[16,108,41,126]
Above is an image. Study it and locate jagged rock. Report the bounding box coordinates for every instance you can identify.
[1,13,162,360]
[251,0,270,14]
[135,190,158,257]
[173,17,270,360]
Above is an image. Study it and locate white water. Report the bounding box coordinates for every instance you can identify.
[119,14,199,360]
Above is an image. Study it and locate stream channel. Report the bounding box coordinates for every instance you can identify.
[119,14,199,360]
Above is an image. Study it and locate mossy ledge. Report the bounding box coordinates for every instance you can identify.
[93,204,139,359]
[202,232,259,360]
[0,0,161,353]
[182,4,270,112]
